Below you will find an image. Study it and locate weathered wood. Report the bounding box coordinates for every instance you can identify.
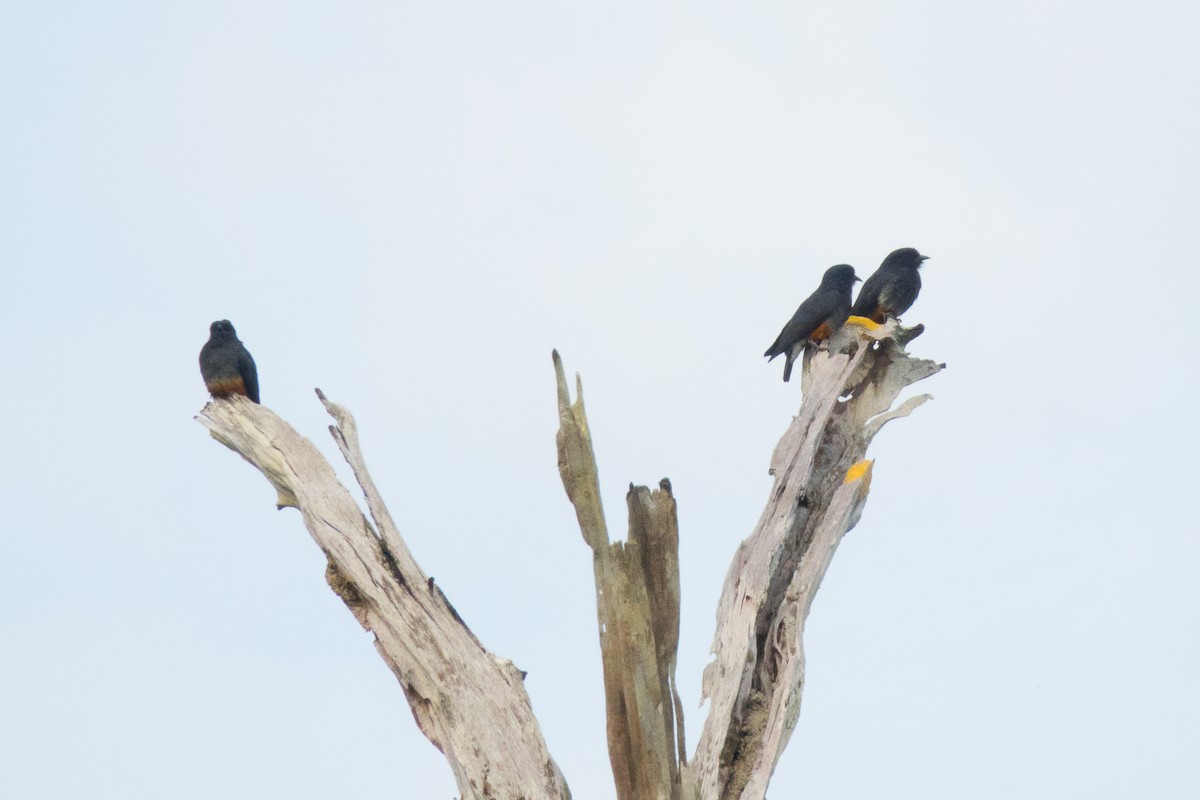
[554,351,689,800]
[693,317,943,799]
[198,317,939,800]
[197,392,571,800]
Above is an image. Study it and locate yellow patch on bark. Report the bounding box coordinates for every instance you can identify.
[843,459,874,484]
[845,315,882,330]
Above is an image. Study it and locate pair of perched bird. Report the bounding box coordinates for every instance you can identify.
[198,246,927,403]
[764,247,927,381]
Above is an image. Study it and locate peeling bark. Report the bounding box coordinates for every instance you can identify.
[196,392,571,800]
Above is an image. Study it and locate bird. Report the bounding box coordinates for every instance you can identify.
[199,320,260,403]
[764,264,860,382]
[850,247,928,324]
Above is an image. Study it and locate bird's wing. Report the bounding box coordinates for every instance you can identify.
[765,289,842,358]
[238,347,260,403]
[850,270,885,317]
[878,270,921,316]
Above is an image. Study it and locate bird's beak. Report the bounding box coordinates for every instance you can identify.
[854,276,862,282]
[920,255,930,262]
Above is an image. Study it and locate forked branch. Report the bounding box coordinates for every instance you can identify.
[196,315,941,800]
[552,319,942,800]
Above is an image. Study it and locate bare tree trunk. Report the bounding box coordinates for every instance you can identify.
[196,392,571,800]
[553,319,942,800]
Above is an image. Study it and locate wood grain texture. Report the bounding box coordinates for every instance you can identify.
[554,351,688,800]
[196,317,940,800]
[693,318,943,800]
[197,392,570,800]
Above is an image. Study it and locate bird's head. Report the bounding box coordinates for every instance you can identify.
[209,319,238,339]
[882,247,928,270]
[822,263,860,290]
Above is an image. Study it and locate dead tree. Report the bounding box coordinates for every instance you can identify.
[197,317,942,800]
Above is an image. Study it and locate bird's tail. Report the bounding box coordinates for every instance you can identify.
[782,353,794,382]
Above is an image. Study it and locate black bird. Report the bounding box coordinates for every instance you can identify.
[850,247,928,323]
[764,264,860,382]
[199,320,260,403]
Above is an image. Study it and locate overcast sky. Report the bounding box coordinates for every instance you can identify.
[3,2,1198,798]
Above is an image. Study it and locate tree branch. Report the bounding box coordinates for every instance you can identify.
[196,393,571,800]
[554,351,690,800]
[693,319,944,800]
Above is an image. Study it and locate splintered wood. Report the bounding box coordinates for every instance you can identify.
[554,350,689,800]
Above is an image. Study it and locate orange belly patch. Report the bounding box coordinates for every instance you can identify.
[206,376,248,398]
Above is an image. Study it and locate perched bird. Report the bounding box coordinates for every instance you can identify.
[850,247,928,323]
[199,320,260,403]
[764,264,860,382]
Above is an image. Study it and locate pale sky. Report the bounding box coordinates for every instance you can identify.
[2,2,1198,798]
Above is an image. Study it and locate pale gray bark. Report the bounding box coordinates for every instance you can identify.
[196,392,570,800]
